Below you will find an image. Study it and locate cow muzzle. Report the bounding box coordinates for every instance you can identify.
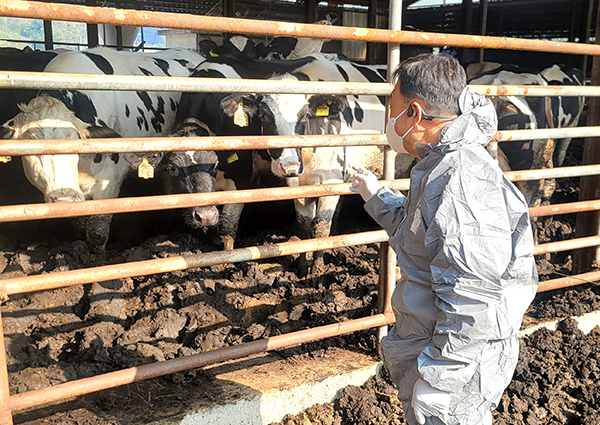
[48,192,86,203]
[192,206,219,227]
[278,162,302,178]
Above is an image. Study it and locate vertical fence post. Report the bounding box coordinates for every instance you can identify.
[379,0,402,341]
[575,1,600,273]
[0,309,13,425]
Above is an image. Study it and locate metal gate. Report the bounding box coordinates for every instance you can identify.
[0,0,600,423]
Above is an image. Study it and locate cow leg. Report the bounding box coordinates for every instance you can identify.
[310,194,340,274]
[219,203,245,250]
[293,197,317,276]
[86,213,113,255]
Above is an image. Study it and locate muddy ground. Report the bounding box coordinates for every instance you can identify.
[1,139,600,424]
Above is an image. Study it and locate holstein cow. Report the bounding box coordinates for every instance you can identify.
[200,19,333,61]
[469,63,585,209]
[163,53,327,249]
[1,96,163,251]
[165,53,387,268]
[2,47,205,252]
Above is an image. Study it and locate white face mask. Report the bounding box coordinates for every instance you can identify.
[386,107,414,155]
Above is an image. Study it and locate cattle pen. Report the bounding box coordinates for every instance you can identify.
[1,0,600,423]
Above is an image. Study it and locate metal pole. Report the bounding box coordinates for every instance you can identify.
[0,71,393,95]
[379,0,402,341]
[10,312,394,413]
[366,0,378,65]
[477,0,488,63]
[85,0,99,48]
[575,0,600,274]
[0,231,389,296]
[538,270,600,292]
[0,311,13,425]
[3,1,600,55]
[460,0,473,64]
[43,20,53,50]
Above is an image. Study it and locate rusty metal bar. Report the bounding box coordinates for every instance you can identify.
[0,71,393,95]
[534,236,600,255]
[538,270,600,292]
[470,85,600,97]
[494,127,600,142]
[2,1,600,55]
[378,0,403,341]
[3,70,600,98]
[0,183,406,222]
[529,200,600,218]
[4,126,600,157]
[2,164,600,223]
[505,164,600,181]
[0,134,387,156]
[0,311,13,425]
[9,311,395,412]
[0,230,388,296]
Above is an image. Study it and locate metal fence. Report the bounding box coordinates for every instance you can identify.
[0,0,599,422]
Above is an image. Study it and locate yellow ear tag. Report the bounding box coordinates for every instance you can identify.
[209,50,219,58]
[227,153,239,164]
[316,105,329,116]
[0,156,12,163]
[138,157,154,179]
[233,103,249,127]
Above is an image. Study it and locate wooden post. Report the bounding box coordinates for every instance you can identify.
[366,0,378,64]
[581,0,595,77]
[0,310,13,425]
[43,20,53,50]
[575,0,600,273]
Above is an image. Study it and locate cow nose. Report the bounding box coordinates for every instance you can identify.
[50,194,84,203]
[280,163,301,177]
[193,207,219,227]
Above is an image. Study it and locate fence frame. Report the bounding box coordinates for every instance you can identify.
[1,0,600,422]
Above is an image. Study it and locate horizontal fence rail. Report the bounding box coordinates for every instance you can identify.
[0,228,593,298]
[0,71,393,95]
[0,231,390,296]
[9,312,395,412]
[1,166,599,222]
[1,127,600,156]
[1,71,599,98]
[2,0,600,55]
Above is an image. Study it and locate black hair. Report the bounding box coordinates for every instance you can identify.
[392,53,466,116]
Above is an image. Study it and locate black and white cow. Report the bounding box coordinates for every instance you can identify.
[0,49,61,125]
[165,52,387,259]
[2,47,205,252]
[200,19,332,62]
[1,95,163,251]
[469,63,585,208]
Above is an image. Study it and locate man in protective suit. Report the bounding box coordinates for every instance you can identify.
[350,53,538,424]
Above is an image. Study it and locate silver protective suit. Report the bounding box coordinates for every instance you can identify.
[365,87,538,425]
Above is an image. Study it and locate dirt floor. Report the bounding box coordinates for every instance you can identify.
[2,139,600,424]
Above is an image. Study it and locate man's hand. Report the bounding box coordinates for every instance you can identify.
[349,165,381,202]
[412,378,452,424]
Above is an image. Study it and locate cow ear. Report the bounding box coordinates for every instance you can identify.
[79,126,122,139]
[198,40,220,58]
[1,126,15,139]
[220,94,259,118]
[122,152,164,168]
[307,95,347,117]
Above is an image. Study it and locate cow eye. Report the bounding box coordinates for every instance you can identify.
[166,164,178,175]
[210,165,219,177]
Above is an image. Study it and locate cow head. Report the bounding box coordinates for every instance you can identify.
[2,96,100,203]
[220,93,304,178]
[164,121,221,229]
